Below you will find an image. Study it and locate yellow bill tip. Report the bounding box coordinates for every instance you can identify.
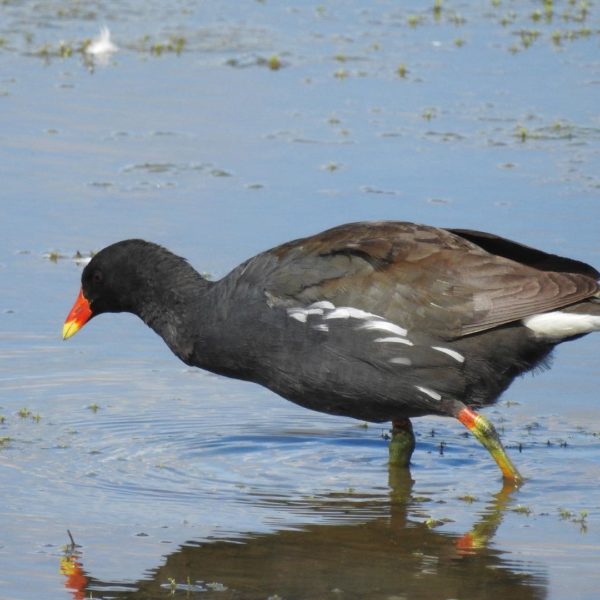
[62,320,81,340]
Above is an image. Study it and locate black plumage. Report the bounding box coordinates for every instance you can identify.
[63,221,600,482]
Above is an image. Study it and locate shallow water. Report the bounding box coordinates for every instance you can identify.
[1,1,600,599]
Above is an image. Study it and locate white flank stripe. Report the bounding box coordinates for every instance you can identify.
[313,324,329,332]
[287,310,307,323]
[432,346,465,363]
[523,311,600,339]
[415,385,442,401]
[374,336,414,346]
[389,357,412,365]
[325,307,377,320]
[359,320,408,337]
[309,300,335,310]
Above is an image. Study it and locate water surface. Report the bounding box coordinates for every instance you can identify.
[1,1,600,598]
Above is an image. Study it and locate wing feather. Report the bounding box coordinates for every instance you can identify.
[239,222,599,339]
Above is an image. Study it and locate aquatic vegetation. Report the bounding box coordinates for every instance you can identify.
[45,251,64,262]
[516,126,529,142]
[518,29,541,48]
[396,63,408,78]
[15,0,599,74]
[239,54,287,70]
[531,10,542,22]
[210,168,233,178]
[162,576,207,594]
[407,14,425,27]
[44,250,94,264]
[511,504,533,515]
[16,408,41,422]
[149,35,186,56]
[512,119,597,144]
[421,107,437,122]
[500,13,517,27]
[167,577,176,594]
[559,508,589,531]
[321,161,341,172]
[171,36,186,54]
[529,1,554,22]
[206,582,228,591]
[267,55,281,70]
[30,32,115,63]
[458,494,478,503]
[58,41,72,57]
[425,516,453,528]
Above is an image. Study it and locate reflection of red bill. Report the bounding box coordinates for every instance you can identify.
[63,289,92,340]
[60,554,88,599]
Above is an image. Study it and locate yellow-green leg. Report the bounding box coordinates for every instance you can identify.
[388,418,416,468]
[457,407,523,485]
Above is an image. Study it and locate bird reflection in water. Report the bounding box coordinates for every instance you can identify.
[61,468,546,600]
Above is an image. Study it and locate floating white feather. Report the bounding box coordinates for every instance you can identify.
[86,27,118,57]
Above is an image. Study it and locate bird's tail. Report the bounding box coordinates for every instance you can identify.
[523,298,600,340]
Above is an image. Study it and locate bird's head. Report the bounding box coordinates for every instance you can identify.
[62,240,153,340]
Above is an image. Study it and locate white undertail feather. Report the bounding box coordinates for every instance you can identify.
[523,311,600,340]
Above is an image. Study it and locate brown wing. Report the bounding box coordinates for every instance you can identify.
[244,221,599,339]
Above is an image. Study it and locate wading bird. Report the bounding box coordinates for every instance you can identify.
[63,221,600,484]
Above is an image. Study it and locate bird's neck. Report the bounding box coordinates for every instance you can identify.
[132,256,259,379]
[134,260,216,365]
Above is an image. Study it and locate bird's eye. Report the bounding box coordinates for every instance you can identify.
[92,270,103,285]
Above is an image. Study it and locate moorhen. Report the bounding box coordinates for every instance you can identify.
[63,221,600,483]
